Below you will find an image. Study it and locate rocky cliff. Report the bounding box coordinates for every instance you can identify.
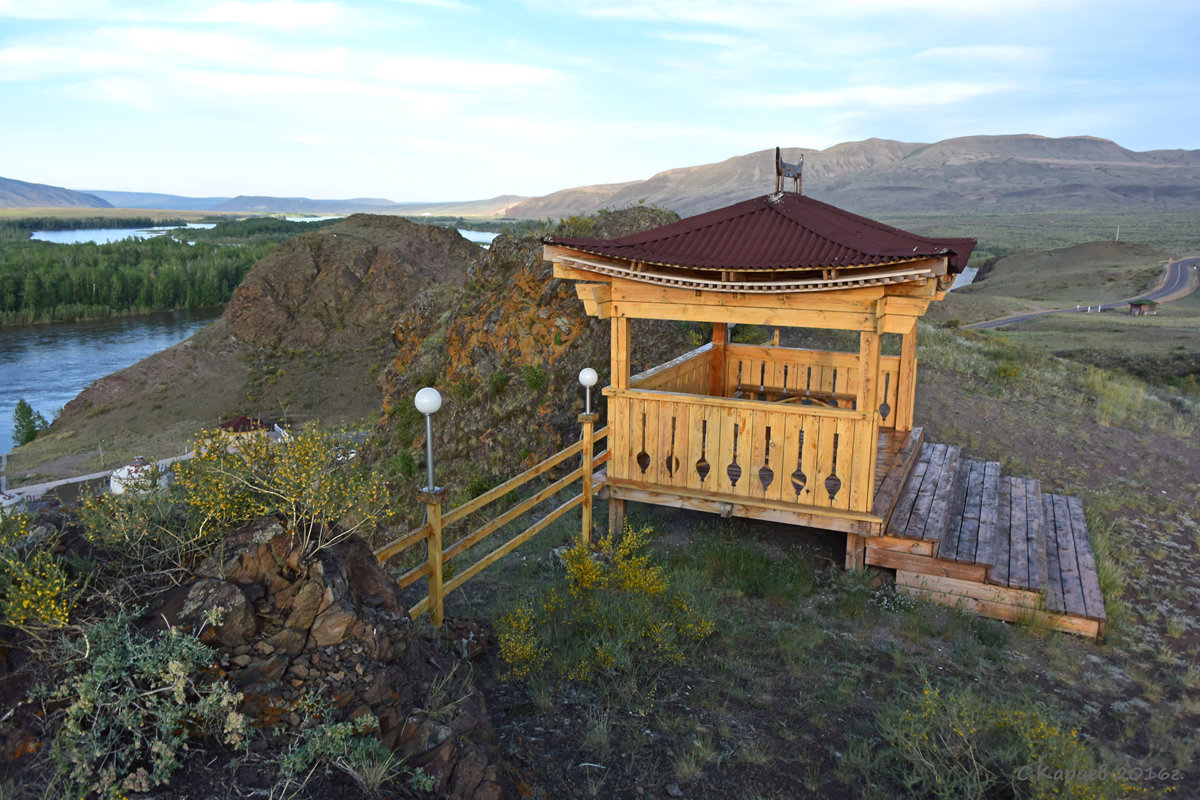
[375,206,694,514]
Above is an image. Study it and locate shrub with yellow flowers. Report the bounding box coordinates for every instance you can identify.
[0,511,72,635]
[497,524,714,684]
[171,425,388,556]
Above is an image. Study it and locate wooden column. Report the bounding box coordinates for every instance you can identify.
[852,328,882,514]
[895,323,918,432]
[608,316,630,539]
[709,322,728,397]
[579,412,598,545]
[857,328,883,419]
[611,317,631,390]
[418,487,449,626]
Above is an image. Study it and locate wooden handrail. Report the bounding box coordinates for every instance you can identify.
[374,422,611,626]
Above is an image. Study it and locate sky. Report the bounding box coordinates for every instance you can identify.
[1,0,1198,202]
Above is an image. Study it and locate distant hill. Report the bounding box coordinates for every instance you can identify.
[10,133,1200,218]
[504,135,1200,219]
[79,190,528,217]
[86,190,232,211]
[0,176,111,208]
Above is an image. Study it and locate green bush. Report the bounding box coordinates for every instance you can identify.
[487,370,511,396]
[874,683,1125,800]
[520,364,549,392]
[11,398,48,446]
[496,524,714,683]
[38,610,247,799]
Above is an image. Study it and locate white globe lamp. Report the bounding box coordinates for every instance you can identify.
[414,387,442,490]
[579,367,598,414]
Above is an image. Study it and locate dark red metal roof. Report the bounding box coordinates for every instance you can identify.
[544,192,975,273]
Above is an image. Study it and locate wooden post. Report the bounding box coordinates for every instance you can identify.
[608,497,626,539]
[845,533,866,571]
[895,324,918,432]
[579,412,598,545]
[611,317,631,390]
[710,322,728,397]
[419,487,449,626]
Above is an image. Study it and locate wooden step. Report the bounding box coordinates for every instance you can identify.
[871,427,925,526]
[988,477,1048,591]
[938,459,1000,569]
[1043,494,1106,625]
[884,443,962,546]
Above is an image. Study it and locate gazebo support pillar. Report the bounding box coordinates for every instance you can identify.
[895,323,918,432]
[709,322,728,397]
[609,315,631,538]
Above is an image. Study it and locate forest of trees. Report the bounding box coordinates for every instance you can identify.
[0,234,276,325]
[0,217,355,325]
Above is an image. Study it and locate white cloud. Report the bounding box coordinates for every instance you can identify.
[199,1,346,30]
[913,45,1047,65]
[0,0,352,27]
[375,55,560,89]
[760,81,1013,109]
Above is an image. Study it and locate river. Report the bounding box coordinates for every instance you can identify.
[0,310,219,455]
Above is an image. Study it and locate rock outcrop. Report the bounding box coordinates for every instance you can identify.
[376,207,694,520]
[157,517,501,800]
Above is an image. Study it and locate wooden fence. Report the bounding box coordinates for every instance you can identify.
[374,418,609,625]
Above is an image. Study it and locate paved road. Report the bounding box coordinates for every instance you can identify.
[967,255,1200,330]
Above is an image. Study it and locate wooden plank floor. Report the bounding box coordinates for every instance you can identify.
[871,442,1105,639]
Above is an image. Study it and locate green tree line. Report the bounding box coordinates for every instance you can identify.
[0,235,277,326]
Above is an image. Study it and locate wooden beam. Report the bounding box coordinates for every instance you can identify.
[611,316,631,390]
[610,299,875,331]
[605,480,882,536]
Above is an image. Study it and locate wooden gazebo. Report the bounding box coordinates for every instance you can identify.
[541,181,1106,637]
[544,189,973,568]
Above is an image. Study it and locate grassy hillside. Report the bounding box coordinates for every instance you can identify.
[927,240,1172,326]
[427,322,1200,798]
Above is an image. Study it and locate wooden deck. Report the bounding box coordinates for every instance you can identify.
[600,426,1106,639]
[868,443,1106,638]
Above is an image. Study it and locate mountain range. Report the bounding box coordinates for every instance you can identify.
[4,134,1200,219]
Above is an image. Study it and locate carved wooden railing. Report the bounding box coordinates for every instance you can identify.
[630,342,712,394]
[722,344,908,430]
[606,389,878,514]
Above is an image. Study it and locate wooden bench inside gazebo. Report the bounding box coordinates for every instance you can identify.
[542,172,1106,638]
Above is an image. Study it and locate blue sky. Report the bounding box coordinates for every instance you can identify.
[1,0,1197,202]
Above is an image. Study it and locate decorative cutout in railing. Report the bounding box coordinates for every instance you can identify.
[665,416,680,477]
[879,373,892,422]
[791,429,807,495]
[825,432,842,501]
[758,425,774,491]
[727,422,742,487]
[636,411,650,474]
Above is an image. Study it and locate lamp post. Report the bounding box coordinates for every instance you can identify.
[414,387,442,492]
[414,386,446,626]
[579,367,598,414]
[578,367,600,545]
